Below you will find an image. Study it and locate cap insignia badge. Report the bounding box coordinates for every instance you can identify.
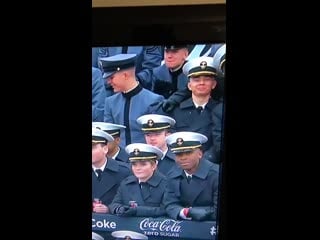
[133,148,140,155]
[200,61,207,69]
[147,119,154,127]
[176,138,184,145]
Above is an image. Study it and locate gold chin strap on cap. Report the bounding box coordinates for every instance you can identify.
[92,140,106,143]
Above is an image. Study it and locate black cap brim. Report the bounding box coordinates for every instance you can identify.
[102,71,116,79]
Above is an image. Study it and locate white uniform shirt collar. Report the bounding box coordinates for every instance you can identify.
[194,102,207,109]
[92,159,107,176]
[184,170,192,178]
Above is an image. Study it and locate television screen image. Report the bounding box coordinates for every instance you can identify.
[92,4,226,240]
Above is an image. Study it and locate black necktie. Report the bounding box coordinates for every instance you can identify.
[196,106,203,114]
[187,175,192,184]
[95,169,103,181]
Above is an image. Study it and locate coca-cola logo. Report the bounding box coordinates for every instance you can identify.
[139,218,182,233]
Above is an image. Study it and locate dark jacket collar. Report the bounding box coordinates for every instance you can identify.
[122,83,143,98]
[180,97,217,111]
[105,157,120,172]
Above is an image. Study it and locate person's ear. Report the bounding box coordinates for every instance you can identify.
[115,137,121,145]
[211,78,217,89]
[103,144,108,154]
[187,81,192,91]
